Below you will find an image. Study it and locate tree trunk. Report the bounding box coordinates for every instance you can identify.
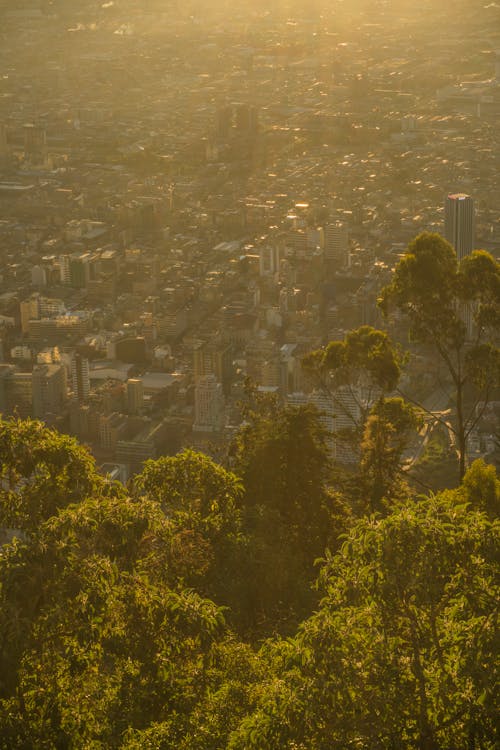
[456,378,466,481]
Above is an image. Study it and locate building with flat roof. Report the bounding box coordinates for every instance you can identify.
[445,193,474,261]
[72,354,90,404]
[194,375,224,432]
[32,363,67,421]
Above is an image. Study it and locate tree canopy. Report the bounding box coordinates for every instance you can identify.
[133,448,245,613]
[0,476,259,749]
[0,417,108,533]
[303,324,402,396]
[360,396,422,512]
[230,484,499,749]
[0,403,498,748]
[230,402,348,636]
[379,232,500,480]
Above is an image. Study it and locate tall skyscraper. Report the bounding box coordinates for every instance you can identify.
[258,243,280,276]
[71,354,90,404]
[20,294,41,335]
[445,193,476,338]
[194,375,224,432]
[444,194,475,260]
[323,222,348,265]
[193,340,232,393]
[32,364,67,420]
[127,378,144,415]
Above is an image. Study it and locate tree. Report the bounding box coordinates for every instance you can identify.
[0,490,259,749]
[231,402,348,636]
[379,232,500,480]
[412,422,461,493]
[303,325,403,439]
[229,478,499,749]
[121,638,265,750]
[134,449,242,531]
[234,404,329,529]
[133,449,244,609]
[302,325,416,481]
[459,458,500,520]
[303,325,402,398]
[360,396,423,513]
[0,417,110,533]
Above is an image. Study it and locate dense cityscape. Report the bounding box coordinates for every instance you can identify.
[0,3,499,747]
[0,0,499,479]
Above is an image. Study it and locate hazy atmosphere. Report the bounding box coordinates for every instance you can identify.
[0,1,499,748]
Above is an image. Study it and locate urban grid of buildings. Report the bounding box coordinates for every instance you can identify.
[0,0,499,480]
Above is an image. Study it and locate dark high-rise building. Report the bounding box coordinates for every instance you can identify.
[32,364,67,420]
[445,193,476,338]
[323,222,348,265]
[444,193,475,261]
[126,378,144,415]
[71,354,90,404]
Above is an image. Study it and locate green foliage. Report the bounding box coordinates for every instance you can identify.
[459,250,500,329]
[360,397,422,512]
[0,412,498,748]
[0,417,107,532]
[230,492,499,749]
[460,459,500,519]
[234,404,328,521]
[303,330,420,509]
[379,232,460,344]
[133,449,244,612]
[0,491,256,749]
[465,343,500,391]
[122,639,265,750]
[231,403,347,636]
[345,326,402,392]
[304,325,402,394]
[134,448,242,538]
[0,423,263,748]
[379,233,500,480]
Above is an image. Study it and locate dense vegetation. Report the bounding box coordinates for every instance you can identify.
[0,234,498,747]
[0,409,498,749]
